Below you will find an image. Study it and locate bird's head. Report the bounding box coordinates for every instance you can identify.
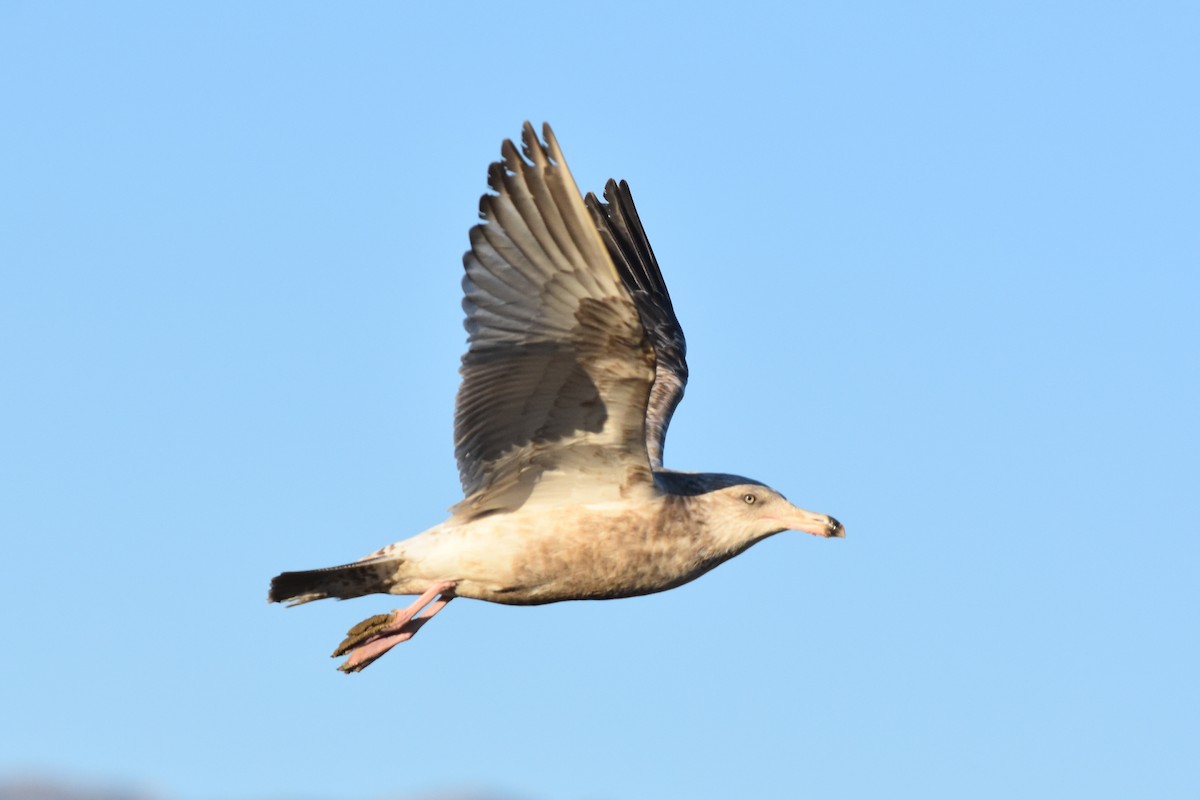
[705,478,844,548]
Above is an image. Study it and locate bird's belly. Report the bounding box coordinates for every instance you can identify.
[431,509,716,605]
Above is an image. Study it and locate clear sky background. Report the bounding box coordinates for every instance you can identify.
[2,2,1197,799]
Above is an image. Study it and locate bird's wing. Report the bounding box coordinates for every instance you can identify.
[585,179,688,469]
[453,123,658,517]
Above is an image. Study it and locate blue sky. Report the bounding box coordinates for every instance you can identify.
[2,2,1197,798]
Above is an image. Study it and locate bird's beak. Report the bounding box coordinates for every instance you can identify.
[773,506,845,538]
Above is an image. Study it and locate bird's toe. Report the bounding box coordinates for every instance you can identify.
[331,612,396,658]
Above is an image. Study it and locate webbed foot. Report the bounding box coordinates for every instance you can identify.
[332,580,457,673]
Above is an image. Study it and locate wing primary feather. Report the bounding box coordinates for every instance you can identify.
[586,179,689,468]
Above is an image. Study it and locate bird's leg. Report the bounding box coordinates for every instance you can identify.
[333,580,457,673]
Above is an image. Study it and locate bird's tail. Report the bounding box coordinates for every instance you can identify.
[268,556,403,606]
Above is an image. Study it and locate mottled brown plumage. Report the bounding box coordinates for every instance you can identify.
[269,123,843,673]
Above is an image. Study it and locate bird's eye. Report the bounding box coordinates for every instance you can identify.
[743,493,757,505]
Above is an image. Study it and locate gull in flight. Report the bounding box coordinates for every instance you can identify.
[269,123,844,672]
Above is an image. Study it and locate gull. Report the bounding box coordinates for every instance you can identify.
[269,122,844,672]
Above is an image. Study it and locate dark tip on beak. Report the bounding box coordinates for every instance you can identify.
[826,516,845,538]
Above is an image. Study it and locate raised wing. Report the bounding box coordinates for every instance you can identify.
[453,123,657,517]
[586,179,688,469]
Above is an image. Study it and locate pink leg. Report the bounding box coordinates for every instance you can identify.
[333,580,457,673]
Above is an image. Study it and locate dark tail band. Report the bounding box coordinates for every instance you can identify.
[268,557,402,606]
